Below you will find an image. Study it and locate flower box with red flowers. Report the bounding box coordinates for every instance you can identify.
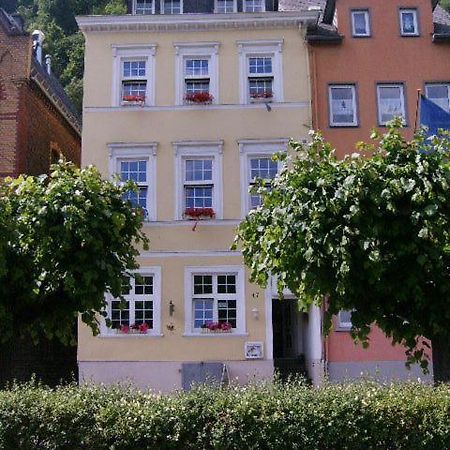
[121,95,145,105]
[200,322,233,334]
[118,323,150,334]
[184,92,214,105]
[184,207,215,220]
[250,91,273,103]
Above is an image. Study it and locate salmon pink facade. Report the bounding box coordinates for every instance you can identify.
[299,0,450,380]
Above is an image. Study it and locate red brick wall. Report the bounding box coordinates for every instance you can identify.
[16,81,81,176]
[0,25,81,178]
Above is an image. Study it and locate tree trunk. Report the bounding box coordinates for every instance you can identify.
[431,334,450,383]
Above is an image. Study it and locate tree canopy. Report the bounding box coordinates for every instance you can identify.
[234,122,450,381]
[0,162,148,344]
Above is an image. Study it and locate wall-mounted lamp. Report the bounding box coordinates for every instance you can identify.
[169,301,175,316]
[252,307,259,320]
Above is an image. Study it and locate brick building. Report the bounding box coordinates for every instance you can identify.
[0,9,81,386]
[0,9,81,178]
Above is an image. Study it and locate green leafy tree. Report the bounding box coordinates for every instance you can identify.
[0,162,149,345]
[234,122,450,382]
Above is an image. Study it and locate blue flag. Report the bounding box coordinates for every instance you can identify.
[420,95,450,137]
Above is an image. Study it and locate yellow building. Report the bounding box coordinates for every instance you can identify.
[76,2,322,392]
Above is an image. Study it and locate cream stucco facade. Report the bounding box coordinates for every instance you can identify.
[77,11,322,391]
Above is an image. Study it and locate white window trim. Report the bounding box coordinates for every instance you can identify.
[328,84,358,127]
[108,142,158,221]
[351,10,370,37]
[214,0,237,13]
[184,265,246,335]
[399,8,419,36]
[238,139,288,218]
[243,0,266,13]
[174,42,220,106]
[425,83,450,112]
[132,0,156,14]
[160,0,183,14]
[237,40,283,105]
[112,44,156,107]
[173,140,223,220]
[100,267,162,337]
[376,83,406,126]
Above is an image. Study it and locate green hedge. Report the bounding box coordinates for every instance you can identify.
[0,380,449,449]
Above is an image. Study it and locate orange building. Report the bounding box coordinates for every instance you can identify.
[281,0,450,380]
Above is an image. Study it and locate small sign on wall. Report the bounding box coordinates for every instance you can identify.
[245,342,264,359]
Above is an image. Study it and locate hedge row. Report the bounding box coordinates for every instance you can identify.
[0,380,449,449]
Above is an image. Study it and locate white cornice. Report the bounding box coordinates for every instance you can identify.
[76,11,320,33]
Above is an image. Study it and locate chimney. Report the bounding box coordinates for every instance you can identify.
[45,54,52,75]
[32,30,45,64]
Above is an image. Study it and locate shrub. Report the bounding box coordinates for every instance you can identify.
[0,380,449,449]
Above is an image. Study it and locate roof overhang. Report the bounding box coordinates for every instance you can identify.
[76,11,320,34]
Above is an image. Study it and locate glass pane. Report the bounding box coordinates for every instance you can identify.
[136,0,153,14]
[163,0,181,14]
[185,187,213,208]
[193,299,214,328]
[185,80,210,95]
[185,159,212,181]
[401,11,416,34]
[185,59,209,76]
[244,0,263,12]
[193,275,213,294]
[120,160,146,182]
[379,86,403,123]
[123,186,148,210]
[249,57,272,74]
[250,158,278,180]
[249,78,273,98]
[110,300,130,328]
[353,12,368,35]
[134,298,153,328]
[427,85,450,112]
[331,87,355,124]
[122,81,147,101]
[135,275,153,295]
[217,275,236,294]
[123,61,146,77]
[217,299,237,328]
[339,310,353,326]
[216,0,234,13]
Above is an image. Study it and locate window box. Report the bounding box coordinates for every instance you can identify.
[200,321,233,333]
[250,92,273,103]
[121,94,146,105]
[117,323,151,334]
[184,207,215,220]
[184,92,214,105]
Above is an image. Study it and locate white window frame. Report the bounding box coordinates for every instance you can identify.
[184,266,246,335]
[174,43,219,106]
[376,83,406,126]
[399,8,419,36]
[425,83,450,113]
[108,142,158,221]
[243,0,265,13]
[173,141,224,220]
[351,9,370,37]
[237,40,283,105]
[101,267,162,336]
[336,310,353,331]
[214,0,237,13]
[112,44,156,107]
[160,0,183,14]
[133,0,155,14]
[328,84,358,127]
[238,139,288,217]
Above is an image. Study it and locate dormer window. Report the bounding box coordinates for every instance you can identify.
[134,0,154,14]
[351,10,370,37]
[162,0,182,14]
[243,0,265,13]
[400,9,419,36]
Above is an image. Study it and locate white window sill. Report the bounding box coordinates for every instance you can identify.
[183,332,248,338]
[98,333,164,339]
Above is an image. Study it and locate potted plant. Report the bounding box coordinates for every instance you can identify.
[184,207,215,220]
[122,94,145,106]
[250,91,273,103]
[118,323,150,334]
[184,92,214,105]
[200,322,233,334]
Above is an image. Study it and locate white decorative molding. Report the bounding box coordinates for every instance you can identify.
[140,250,242,258]
[76,11,320,33]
